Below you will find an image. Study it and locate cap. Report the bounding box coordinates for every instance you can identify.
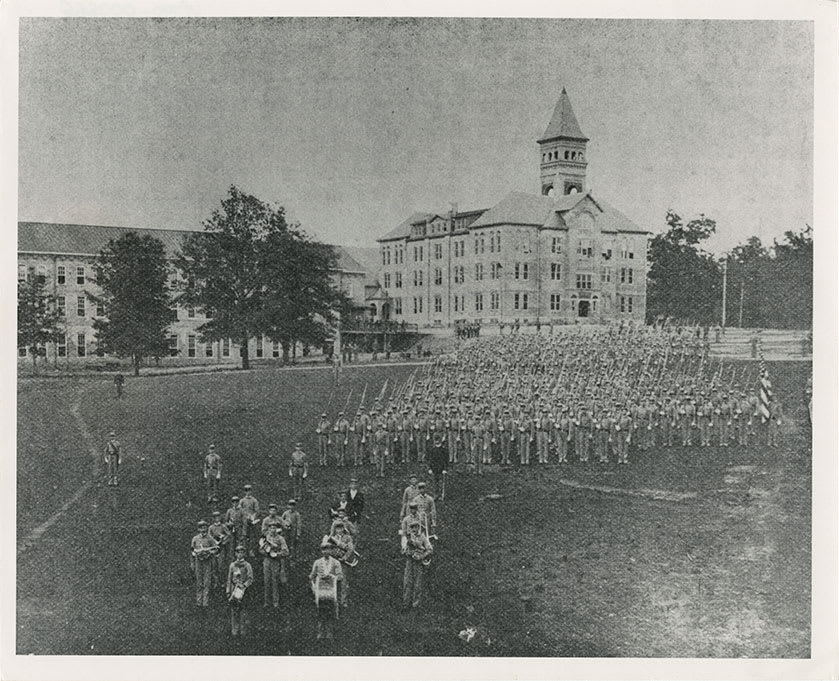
[244,484,252,490]
[320,536,332,549]
[109,431,116,436]
[409,500,419,508]
[209,444,215,449]
[235,544,246,553]
[418,482,426,488]
[197,520,208,528]
[321,412,327,417]
[333,520,345,528]
[408,519,421,527]
[212,511,221,516]
[231,495,240,501]
[268,503,277,509]
[295,442,302,447]
[349,478,358,483]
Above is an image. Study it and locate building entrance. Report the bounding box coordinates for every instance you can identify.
[578,300,590,317]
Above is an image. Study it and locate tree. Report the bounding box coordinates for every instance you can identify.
[177,186,341,369]
[91,232,172,376]
[646,210,722,325]
[17,275,63,370]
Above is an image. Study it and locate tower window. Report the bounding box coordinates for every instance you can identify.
[564,150,569,160]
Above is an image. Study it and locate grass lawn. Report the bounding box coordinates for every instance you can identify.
[16,361,811,656]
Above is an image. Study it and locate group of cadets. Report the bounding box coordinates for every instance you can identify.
[313,324,783,473]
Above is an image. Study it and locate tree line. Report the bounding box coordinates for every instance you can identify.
[646,210,813,329]
[18,186,350,374]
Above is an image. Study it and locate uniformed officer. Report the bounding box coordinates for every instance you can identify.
[399,474,420,521]
[402,520,433,610]
[416,407,430,464]
[225,495,245,550]
[317,413,331,466]
[614,407,633,464]
[288,443,308,502]
[203,444,222,502]
[555,406,572,463]
[328,521,355,608]
[500,407,515,465]
[239,484,260,556]
[261,502,283,536]
[309,539,344,640]
[103,430,121,486]
[334,411,350,467]
[414,482,437,538]
[226,544,253,637]
[373,420,388,478]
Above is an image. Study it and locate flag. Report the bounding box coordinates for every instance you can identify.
[757,342,772,421]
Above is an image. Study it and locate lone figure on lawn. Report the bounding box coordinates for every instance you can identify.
[104,430,121,486]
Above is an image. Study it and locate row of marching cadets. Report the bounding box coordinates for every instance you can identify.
[310,323,785,471]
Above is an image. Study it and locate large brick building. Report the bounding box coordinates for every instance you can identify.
[376,89,649,327]
[17,222,372,364]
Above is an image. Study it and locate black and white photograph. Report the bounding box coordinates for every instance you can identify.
[3,3,836,680]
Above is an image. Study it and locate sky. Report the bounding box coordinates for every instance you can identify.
[18,18,813,255]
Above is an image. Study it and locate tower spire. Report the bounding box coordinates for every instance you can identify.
[538,88,589,196]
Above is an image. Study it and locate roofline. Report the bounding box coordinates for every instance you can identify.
[537,134,590,144]
[18,221,200,236]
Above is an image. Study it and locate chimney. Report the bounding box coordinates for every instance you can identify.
[449,202,458,229]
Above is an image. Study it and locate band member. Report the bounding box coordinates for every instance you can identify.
[239,484,260,556]
[329,491,348,521]
[209,510,233,585]
[400,501,423,551]
[328,521,356,608]
[203,444,222,502]
[317,412,331,466]
[281,499,302,560]
[309,538,344,640]
[226,545,253,637]
[399,475,420,521]
[260,524,289,609]
[190,520,219,607]
[344,478,365,524]
[261,503,283,535]
[225,495,245,549]
[414,482,437,537]
[288,442,308,502]
[402,520,433,610]
[103,430,121,486]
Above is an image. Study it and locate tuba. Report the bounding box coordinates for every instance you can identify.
[259,536,285,559]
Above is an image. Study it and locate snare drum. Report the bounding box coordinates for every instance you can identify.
[230,584,246,603]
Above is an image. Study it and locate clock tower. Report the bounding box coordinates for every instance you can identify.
[538,88,589,197]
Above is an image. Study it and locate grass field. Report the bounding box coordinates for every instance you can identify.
[16,361,811,657]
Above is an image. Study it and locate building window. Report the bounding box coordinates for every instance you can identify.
[256,336,263,358]
[76,266,85,285]
[434,243,442,260]
[551,263,562,280]
[206,341,214,358]
[550,294,561,311]
[453,266,463,284]
[601,267,611,284]
[475,293,483,312]
[602,248,612,260]
[490,291,499,310]
[395,272,402,288]
[272,340,279,358]
[480,238,485,254]
[434,268,442,286]
[96,301,105,317]
[514,293,529,310]
[475,263,483,281]
[551,237,562,254]
[620,268,634,284]
[514,263,529,280]
[35,265,47,284]
[75,333,86,357]
[434,295,442,313]
[413,297,423,314]
[395,298,403,315]
[57,335,67,357]
[496,233,502,252]
[168,334,179,357]
[383,273,391,289]
[577,240,593,258]
[187,307,196,319]
[620,296,634,313]
[576,274,593,290]
[76,295,85,317]
[418,271,424,286]
[474,238,479,255]
[19,346,27,357]
[18,265,27,282]
[222,339,230,357]
[621,246,635,260]
[188,335,197,358]
[56,296,66,316]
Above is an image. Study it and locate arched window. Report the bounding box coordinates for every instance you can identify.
[591,296,598,313]
[571,151,576,160]
[564,150,569,160]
